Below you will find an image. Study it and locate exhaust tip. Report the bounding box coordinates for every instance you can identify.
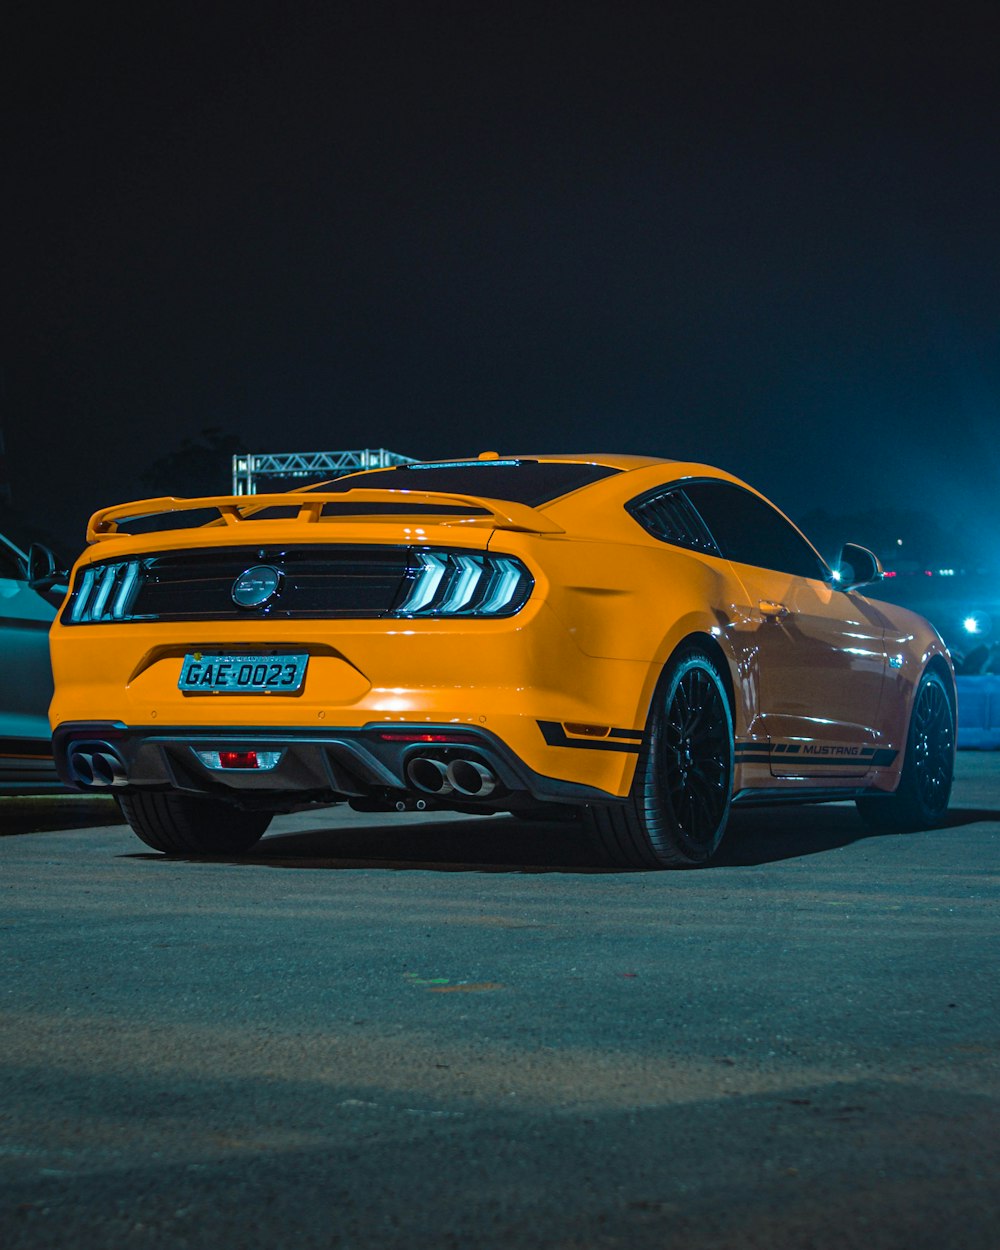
[92,751,128,787]
[68,743,128,789]
[68,749,96,786]
[447,759,498,797]
[406,756,454,795]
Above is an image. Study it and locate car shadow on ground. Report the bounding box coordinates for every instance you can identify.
[125,801,1000,873]
[214,815,607,875]
[714,803,997,866]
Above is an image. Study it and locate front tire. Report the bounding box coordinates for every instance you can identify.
[117,791,272,855]
[857,668,955,832]
[585,650,734,868]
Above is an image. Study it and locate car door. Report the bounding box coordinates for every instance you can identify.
[0,535,57,773]
[683,481,887,777]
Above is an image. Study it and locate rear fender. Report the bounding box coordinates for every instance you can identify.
[631,620,744,746]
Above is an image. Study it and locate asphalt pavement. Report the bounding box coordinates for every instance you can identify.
[1,754,998,1249]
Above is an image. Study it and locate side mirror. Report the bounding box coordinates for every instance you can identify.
[27,542,57,586]
[26,543,69,605]
[834,543,883,591]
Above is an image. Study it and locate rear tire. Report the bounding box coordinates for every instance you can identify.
[117,791,272,855]
[584,649,734,868]
[856,669,955,832]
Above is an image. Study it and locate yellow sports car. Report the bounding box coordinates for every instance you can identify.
[49,453,956,867]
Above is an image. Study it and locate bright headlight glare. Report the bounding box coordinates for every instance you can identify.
[962,613,991,637]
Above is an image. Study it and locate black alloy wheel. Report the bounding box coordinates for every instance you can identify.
[585,649,734,868]
[857,668,955,832]
[910,675,955,813]
[658,660,733,852]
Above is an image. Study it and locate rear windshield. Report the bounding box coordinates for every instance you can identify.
[307,459,621,506]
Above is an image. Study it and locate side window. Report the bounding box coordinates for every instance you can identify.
[627,489,720,556]
[683,481,828,580]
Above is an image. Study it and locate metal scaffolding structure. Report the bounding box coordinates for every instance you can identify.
[231,448,415,495]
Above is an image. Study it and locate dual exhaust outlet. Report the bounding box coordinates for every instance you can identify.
[67,743,128,789]
[66,740,500,801]
[405,755,498,798]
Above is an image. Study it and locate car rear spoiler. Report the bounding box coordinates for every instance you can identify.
[86,488,565,543]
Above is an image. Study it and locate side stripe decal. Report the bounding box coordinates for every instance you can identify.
[735,742,898,768]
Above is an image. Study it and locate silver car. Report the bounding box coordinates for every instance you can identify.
[0,532,66,792]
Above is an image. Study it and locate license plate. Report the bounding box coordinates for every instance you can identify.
[178,653,309,695]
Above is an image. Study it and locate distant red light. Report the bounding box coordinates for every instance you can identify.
[883,570,897,578]
[219,750,258,769]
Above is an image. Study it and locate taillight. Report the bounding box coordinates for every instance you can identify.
[393,550,532,617]
[66,560,144,623]
[193,750,283,771]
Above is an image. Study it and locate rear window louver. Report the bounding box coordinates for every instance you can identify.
[628,491,720,555]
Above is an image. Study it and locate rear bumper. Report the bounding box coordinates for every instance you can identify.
[48,605,655,801]
[51,720,631,811]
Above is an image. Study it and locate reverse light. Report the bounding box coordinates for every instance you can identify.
[394,550,532,617]
[194,749,283,771]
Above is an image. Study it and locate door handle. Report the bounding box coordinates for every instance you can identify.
[759,600,790,621]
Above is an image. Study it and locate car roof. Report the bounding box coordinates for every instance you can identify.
[336,452,676,476]
[331,453,761,537]
[330,452,749,512]
[496,452,674,471]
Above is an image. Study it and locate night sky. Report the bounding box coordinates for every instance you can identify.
[8,2,1000,554]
